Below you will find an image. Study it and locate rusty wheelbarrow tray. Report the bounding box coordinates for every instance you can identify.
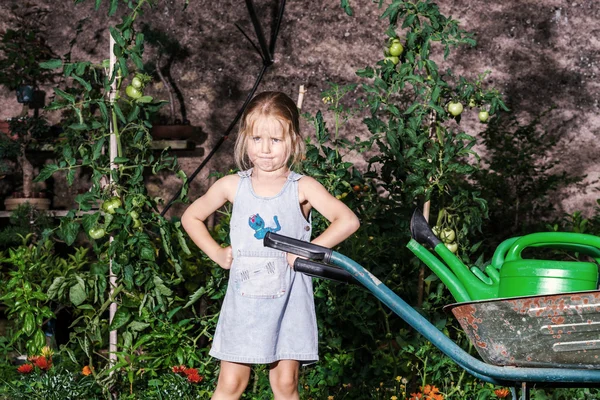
[445,290,600,370]
[264,233,600,398]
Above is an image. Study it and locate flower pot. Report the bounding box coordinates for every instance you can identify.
[0,120,9,135]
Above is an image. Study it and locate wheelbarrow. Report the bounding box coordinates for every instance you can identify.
[263,232,600,400]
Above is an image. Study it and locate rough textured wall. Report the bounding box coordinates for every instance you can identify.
[0,0,598,217]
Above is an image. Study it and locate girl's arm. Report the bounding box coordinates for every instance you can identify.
[181,174,239,269]
[299,176,360,248]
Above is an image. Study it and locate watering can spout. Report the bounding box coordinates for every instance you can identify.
[409,208,499,302]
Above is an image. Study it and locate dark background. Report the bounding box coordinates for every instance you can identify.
[0,0,598,217]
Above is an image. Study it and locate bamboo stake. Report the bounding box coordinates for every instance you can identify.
[296,85,306,110]
[417,110,436,307]
[107,35,118,369]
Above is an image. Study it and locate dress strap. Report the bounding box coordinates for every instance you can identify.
[237,168,253,178]
[287,171,304,182]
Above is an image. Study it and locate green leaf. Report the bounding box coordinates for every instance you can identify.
[69,281,87,306]
[34,164,59,182]
[127,321,150,332]
[109,308,131,330]
[340,0,353,16]
[130,52,144,70]
[58,218,80,246]
[54,88,75,103]
[72,75,92,92]
[40,59,63,69]
[136,95,153,103]
[153,276,173,297]
[47,277,65,299]
[113,102,127,124]
[184,287,206,308]
[109,29,126,48]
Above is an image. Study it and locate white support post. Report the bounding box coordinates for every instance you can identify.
[107,35,118,368]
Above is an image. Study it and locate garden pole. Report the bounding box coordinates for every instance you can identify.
[107,35,118,370]
[296,85,306,110]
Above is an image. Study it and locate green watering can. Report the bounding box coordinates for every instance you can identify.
[407,209,600,302]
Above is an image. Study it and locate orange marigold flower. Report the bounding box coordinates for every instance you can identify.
[183,367,198,376]
[422,385,432,395]
[34,356,52,371]
[172,365,187,374]
[27,355,40,363]
[409,393,422,399]
[82,365,93,376]
[187,372,203,383]
[17,363,34,374]
[495,388,510,398]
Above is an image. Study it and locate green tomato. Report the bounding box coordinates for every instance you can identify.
[129,210,139,220]
[432,226,441,237]
[132,218,142,229]
[102,197,122,214]
[448,101,463,117]
[445,242,458,253]
[131,76,143,89]
[88,226,106,239]
[478,110,490,122]
[384,56,399,65]
[125,85,142,99]
[468,98,476,108]
[129,194,145,208]
[389,42,404,56]
[441,228,456,243]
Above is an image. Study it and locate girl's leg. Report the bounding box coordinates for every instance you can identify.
[212,361,252,400]
[269,360,300,400]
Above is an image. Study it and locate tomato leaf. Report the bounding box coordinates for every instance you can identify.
[69,281,86,306]
[109,308,131,331]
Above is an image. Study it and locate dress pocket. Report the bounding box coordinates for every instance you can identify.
[233,254,288,299]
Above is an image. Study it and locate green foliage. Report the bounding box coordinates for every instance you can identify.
[476,110,583,246]
[0,3,57,90]
[1,0,598,399]
[0,239,61,356]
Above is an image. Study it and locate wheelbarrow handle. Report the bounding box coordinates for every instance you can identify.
[294,258,357,285]
[264,232,333,262]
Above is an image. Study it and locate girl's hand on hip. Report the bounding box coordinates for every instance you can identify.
[287,253,299,269]
[216,246,233,269]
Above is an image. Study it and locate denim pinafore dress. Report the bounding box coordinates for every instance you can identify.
[208,169,318,364]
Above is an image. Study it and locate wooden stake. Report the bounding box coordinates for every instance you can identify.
[296,85,306,110]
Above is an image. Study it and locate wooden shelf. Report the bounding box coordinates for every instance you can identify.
[150,140,196,150]
[24,140,196,153]
[0,209,96,218]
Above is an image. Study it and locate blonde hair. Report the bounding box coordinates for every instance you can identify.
[234,91,305,170]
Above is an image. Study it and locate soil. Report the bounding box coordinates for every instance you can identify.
[0,0,599,218]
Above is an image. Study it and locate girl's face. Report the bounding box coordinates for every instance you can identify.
[246,116,290,173]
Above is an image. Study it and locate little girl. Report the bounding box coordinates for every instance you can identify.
[181,91,360,400]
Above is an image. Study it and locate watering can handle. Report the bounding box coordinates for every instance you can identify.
[264,232,333,262]
[505,232,600,261]
[294,259,357,284]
